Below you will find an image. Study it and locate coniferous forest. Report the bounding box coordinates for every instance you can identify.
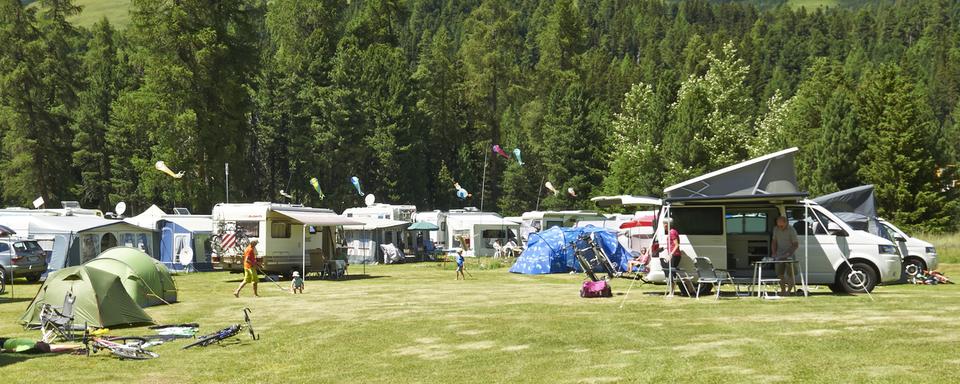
[1,0,959,232]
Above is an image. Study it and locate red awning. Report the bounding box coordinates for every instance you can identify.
[619,215,655,229]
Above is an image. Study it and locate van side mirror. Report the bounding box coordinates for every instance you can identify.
[893,235,906,242]
[827,222,848,237]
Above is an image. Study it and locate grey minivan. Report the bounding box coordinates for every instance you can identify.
[0,239,47,282]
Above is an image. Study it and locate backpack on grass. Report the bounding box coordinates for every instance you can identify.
[580,280,612,298]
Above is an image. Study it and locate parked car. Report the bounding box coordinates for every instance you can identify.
[878,218,938,274]
[0,239,47,283]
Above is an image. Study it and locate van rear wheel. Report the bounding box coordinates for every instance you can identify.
[836,262,878,294]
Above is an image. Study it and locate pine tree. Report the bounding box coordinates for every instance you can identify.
[603,83,666,196]
[73,18,123,210]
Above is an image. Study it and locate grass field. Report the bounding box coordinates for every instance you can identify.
[0,257,958,383]
[69,0,130,27]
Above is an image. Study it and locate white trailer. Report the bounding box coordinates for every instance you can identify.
[445,212,519,257]
[210,202,360,275]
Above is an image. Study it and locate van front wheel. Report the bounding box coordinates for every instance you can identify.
[836,262,878,294]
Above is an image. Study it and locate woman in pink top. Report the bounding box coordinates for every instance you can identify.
[661,221,682,270]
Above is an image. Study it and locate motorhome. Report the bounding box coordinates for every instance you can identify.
[342,203,417,221]
[0,201,104,218]
[518,210,608,243]
[878,218,938,273]
[594,148,901,294]
[445,211,519,257]
[210,202,361,275]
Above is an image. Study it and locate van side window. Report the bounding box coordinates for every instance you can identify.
[0,243,8,253]
[787,208,835,235]
[671,207,723,235]
[725,210,774,235]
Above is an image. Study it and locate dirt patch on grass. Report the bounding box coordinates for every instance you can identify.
[501,344,530,351]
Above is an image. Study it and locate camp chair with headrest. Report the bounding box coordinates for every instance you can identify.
[693,257,741,299]
[660,256,694,296]
[39,291,78,342]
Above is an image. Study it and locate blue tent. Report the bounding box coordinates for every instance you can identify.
[509,225,630,274]
[158,218,213,271]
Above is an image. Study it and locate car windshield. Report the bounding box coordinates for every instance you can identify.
[13,241,42,253]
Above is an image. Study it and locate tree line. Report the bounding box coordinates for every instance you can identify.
[0,0,957,232]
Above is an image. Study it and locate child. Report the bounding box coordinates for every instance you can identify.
[455,250,466,280]
[291,270,304,293]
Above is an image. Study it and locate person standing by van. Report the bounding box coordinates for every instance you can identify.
[772,216,799,295]
[662,221,682,270]
[234,238,260,297]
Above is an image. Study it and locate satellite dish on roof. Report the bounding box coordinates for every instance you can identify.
[115,201,127,216]
[364,194,375,207]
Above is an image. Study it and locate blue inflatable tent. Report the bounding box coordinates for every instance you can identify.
[509,225,630,274]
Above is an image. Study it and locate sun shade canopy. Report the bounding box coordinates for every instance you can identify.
[590,195,662,207]
[408,221,440,231]
[274,210,362,226]
[664,148,801,199]
[343,218,410,231]
[812,185,886,237]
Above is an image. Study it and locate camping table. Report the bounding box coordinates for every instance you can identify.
[751,259,807,298]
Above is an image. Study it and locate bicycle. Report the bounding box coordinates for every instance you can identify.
[183,308,258,349]
[81,327,158,360]
[571,240,599,282]
[0,269,5,294]
[571,233,619,281]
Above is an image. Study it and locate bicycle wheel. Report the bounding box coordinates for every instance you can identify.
[0,269,5,294]
[182,336,216,349]
[106,336,148,347]
[111,346,159,360]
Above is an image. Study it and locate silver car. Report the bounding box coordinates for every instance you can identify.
[0,239,47,283]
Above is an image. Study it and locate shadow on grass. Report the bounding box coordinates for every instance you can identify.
[0,297,36,304]
[0,352,53,368]
[222,274,390,283]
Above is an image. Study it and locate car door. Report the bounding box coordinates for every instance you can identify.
[786,205,840,284]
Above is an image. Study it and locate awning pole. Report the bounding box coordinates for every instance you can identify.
[804,202,810,297]
[301,224,306,277]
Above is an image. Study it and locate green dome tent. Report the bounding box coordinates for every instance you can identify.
[19,265,153,328]
[87,247,178,307]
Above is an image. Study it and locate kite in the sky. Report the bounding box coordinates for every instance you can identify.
[350,176,363,196]
[309,177,325,200]
[513,148,523,166]
[155,161,184,179]
[545,181,559,196]
[454,182,472,200]
[492,144,510,160]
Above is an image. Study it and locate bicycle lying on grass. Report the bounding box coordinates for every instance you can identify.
[183,308,258,349]
[81,328,158,360]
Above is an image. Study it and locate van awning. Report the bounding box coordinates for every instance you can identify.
[274,210,362,226]
[590,195,662,207]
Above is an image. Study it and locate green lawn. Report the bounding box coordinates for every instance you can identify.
[70,0,130,27]
[1,258,958,383]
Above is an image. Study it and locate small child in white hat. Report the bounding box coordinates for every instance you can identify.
[290,270,304,294]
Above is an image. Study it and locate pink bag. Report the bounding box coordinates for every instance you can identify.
[580,280,612,298]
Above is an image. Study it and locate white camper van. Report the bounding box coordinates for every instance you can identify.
[594,148,901,294]
[445,211,519,257]
[878,218,938,273]
[518,210,607,243]
[210,202,360,274]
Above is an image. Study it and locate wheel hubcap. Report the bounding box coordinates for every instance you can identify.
[846,270,868,289]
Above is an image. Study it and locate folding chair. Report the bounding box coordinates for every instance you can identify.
[661,257,694,296]
[39,291,78,342]
[693,257,740,299]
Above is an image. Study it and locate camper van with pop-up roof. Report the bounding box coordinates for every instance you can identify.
[594,148,901,294]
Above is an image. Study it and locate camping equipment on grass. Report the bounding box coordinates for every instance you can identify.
[580,280,612,298]
[510,226,631,275]
[183,308,258,349]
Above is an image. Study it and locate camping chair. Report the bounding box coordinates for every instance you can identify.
[492,242,504,258]
[39,291,78,343]
[660,257,694,297]
[693,257,740,299]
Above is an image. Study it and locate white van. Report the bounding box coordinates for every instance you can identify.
[644,196,901,293]
[878,218,938,273]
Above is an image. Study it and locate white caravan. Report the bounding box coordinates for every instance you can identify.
[412,210,448,248]
[518,210,608,243]
[879,218,938,273]
[342,203,417,221]
[594,148,901,293]
[445,211,519,257]
[210,202,360,274]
